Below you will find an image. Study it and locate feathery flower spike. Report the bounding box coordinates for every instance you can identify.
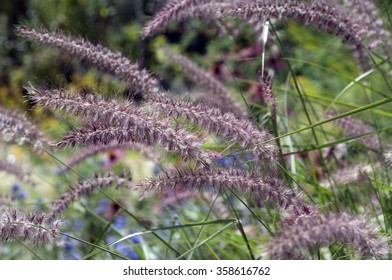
[26,86,215,163]
[19,27,275,160]
[384,145,392,169]
[56,141,163,174]
[50,171,133,216]
[266,212,389,259]
[148,95,277,160]
[344,0,392,52]
[0,194,15,216]
[16,25,160,97]
[136,167,313,217]
[142,0,236,38]
[319,164,374,189]
[0,159,35,186]
[162,47,248,118]
[0,208,62,244]
[0,105,47,151]
[325,112,380,150]
[258,71,276,119]
[218,0,363,49]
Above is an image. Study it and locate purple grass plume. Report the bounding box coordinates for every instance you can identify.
[16,25,160,97]
[135,167,313,217]
[0,208,62,244]
[218,0,363,47]
[56,123,219,165]
[344,0,392,53]
[162,47,248,118]
[385,145,392,169]
[19,27,275,161]
[0,194,15,215]
[0,159,35,186]
[319,164,374,189]
[142,0,236,38]
[258,71,276,119]
[266,211,389,259]
[145,0,366,49]
[25,85,216,163]
[326,112,380,150]
[0,105,48,151]
[148,95,277,161]
[50,171,133,216]
[323,0,392,70]
[56,141,163,174]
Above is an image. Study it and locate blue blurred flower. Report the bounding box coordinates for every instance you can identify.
[214,153,252,169]
[11,183,26,200]
[113,215,129,231]
[153,164,163,175]
[215,155,235,166]
[16,192,27,199]
[106,235,140,260]
[60,233,82,260]
[117,246,140,260]
[128,229,142,244]
[73,219,84,231]
[95,199,109,214]
[12,183,20,193]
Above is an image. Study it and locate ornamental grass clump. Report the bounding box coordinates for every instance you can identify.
[19,26,276,161]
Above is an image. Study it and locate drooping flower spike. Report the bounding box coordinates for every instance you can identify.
[266,212,389,259]
[50,171,133,216]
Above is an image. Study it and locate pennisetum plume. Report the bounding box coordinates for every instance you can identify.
[0,194,15,215]
[342,0,392,54]
[218,0,363,48]
[142,0,236,38]
[265,211,389,259]
[144,1,368,50]
[258,71,276,120]
[320,0,392,70]
[0,159,35,186]
[162,47,248,118]
[0,208,62,244]
[147,95,277,161]
[0,105,48,151]
[19,27,276,161]
[325,112,380,150]
[56,141,163,174]
[16,25,160,97]
[135,167,313,218]
[385,145,392,169]
[50,171,133,216]
[319,164,374,189]
[26,86,216,163]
